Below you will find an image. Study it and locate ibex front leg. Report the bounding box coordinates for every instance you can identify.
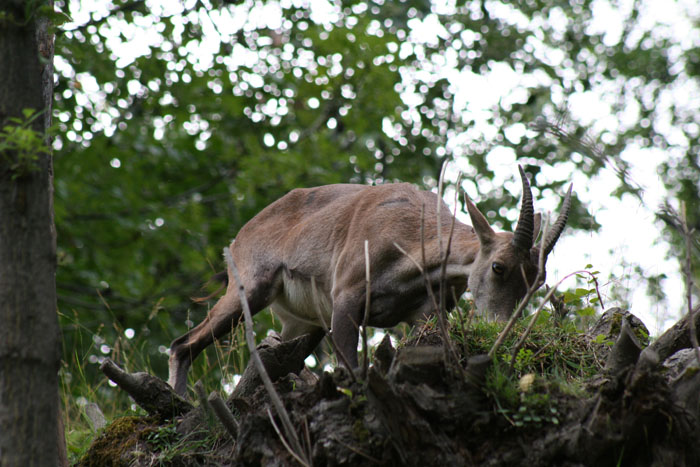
[330,291,366,369]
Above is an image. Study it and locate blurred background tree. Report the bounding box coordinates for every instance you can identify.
[53,0,699,402]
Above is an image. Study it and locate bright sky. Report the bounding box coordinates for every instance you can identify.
[60,0,700,336]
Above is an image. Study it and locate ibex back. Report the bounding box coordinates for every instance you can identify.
[168,167,572,395]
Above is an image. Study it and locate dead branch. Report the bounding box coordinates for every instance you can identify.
[488,215,548,359]
[507,268,603,371]
[230,332,318,400]
[604,317,643,374]
[208,391,238,438]
[643,304,700,366]
[267,407,311,467]
[99,358,192,418]
[437,171,464,372]
[194,380,215,426]
[420,194,459,368]
[507,217,550,370]
[84,402,107,432]
[362,239,371,380]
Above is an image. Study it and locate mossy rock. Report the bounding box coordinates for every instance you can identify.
[587,307,650,347]
[77,415,159,467]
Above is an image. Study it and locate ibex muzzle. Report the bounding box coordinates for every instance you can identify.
[167,167,572,395]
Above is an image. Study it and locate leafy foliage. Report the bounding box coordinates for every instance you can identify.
[0,108,50,178]
[52,0,699,404]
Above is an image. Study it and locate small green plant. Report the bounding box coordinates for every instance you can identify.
[560,265,603,323]
[0,108,50,178]
[145,423,178,451]
[485,363,520,408]
[591,333,615,347]
[513,348,535,373]
[512,403,560,428]
[486,366,564,428]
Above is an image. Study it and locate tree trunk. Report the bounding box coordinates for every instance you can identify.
[0,2,61,466]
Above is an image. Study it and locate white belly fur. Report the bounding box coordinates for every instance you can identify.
[271,273,333,332]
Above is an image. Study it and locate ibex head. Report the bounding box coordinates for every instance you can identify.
[465,166,572,320]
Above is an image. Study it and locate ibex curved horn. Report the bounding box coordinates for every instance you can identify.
[512,165,535,251]
[543,184,573,257]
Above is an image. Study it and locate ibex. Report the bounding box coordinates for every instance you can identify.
[168,167,572,395]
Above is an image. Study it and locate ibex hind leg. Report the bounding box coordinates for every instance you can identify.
[168,249,282,396]
[167,292,244,395]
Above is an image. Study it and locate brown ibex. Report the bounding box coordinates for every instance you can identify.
[168,167,572,395]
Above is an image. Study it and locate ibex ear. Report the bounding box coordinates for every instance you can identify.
[533,213,542,243]
[465,193,496,247]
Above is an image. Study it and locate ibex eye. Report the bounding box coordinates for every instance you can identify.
[492,262,505,275]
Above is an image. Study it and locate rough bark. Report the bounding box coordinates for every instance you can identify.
[645,306,700,364]
[0,2,62,466]
[100,359,194,419]
[604,316,643,373]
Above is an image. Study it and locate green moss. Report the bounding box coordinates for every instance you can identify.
[444,303,605,429]
[449,309,603,382]
[601,310,651,347]
[608,312,624,339]
[77,416,160,467]
[65,427,95,463]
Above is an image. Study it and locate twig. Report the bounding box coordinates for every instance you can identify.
[531,111,642,200]
[507,269,602,370]
[439,172,463,314]
[420,203,428,273]
[393,241,440,314]
[586,272,605,310]
[436,161,448,269]
[452,286,467,345]
[397,197,459,368]
[331,435,382,464]
[207,391,239,438]
[507,216,550,371]
[267,408,311,467]
[436,169,463,369]
[362,240,371,380]
[225,248,309,466]
[421,190,454,368]
[310,277,357,384]
[488,216,548,359]
[530,341,553,360]
[302,416,313,465]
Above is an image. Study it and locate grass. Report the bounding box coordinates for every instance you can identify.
[404,298,606,382]
[399,296,606,428]
[61,290,607,462]
[58,305,260,463]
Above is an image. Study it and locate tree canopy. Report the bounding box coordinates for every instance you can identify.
[53,0,700,394]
